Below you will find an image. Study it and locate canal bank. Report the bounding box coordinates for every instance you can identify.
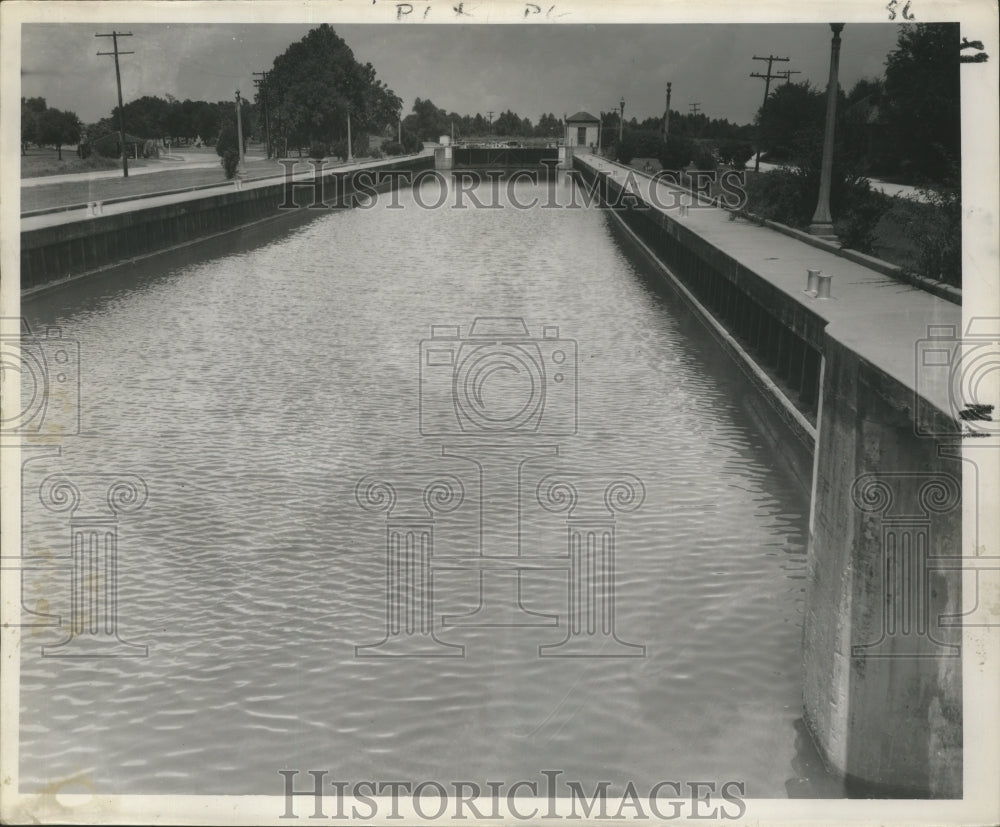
[19,153,434,293]
[574,153,963,797]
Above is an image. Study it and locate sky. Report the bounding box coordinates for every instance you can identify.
[21,23,903,127]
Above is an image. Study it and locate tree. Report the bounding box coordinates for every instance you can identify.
[20,96,46,154]
[36,107,80,160]
[406,97,449,140]
[266,24,402,154]
[115,95,171,139]
[754,81,827,162]
[195,102,223,144]
[881,23,960,182]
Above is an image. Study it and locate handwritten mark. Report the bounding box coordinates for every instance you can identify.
[886,0,915,20]
[960,37,989,63]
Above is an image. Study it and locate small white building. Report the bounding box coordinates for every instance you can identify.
[564,111,600,149]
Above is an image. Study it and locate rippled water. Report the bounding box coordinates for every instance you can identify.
[19,175,833,797]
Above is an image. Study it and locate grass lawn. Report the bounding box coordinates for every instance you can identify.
[20,146,154,179]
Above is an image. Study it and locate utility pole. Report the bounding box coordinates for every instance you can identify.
[253,70,272,158]
[234,90,245,173]
[750,53,790,172]
[688,102,702,138]
[779,69,802,85]
[663,82,672,140]
[96,31,134,177]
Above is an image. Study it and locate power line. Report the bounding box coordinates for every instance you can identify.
[750,53,790,172]
[96,30,134,178]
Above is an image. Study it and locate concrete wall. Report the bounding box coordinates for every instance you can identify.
[574,155,963,797]
[21,155,433,292]
[804,328,962,797]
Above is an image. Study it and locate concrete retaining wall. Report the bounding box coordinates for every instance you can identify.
[574,155,963,797]
[804,329,962,797]
[20,155,433,292]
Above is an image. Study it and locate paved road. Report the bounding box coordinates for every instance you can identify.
[21,149,277,188]
[753,157,928,201]
[21,151,433,232]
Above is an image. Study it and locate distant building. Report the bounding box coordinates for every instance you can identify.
[564,111,600,149]
[88,131,144,160]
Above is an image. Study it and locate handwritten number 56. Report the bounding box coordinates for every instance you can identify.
[887,0,915,20]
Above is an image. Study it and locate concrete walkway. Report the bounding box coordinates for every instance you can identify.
[579,153,957,410]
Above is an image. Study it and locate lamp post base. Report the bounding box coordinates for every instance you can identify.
[808,221,839,243]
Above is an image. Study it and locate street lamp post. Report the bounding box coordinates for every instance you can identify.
[809,23,845,240]
[619,96,626,143]
[234,89,245,174]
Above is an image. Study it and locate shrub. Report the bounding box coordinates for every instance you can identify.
[832,179,889,255]
[692,145,718,171]
[615,129,663,166]
[719,141,754,170]
[216,122,238,157]
[741,163,891,256]
[658,135,695,171]
[400,128,422,154]
[221,149,239,179]
[308,141,328,160]
[329,139,347,161]
[903,185,961,286]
